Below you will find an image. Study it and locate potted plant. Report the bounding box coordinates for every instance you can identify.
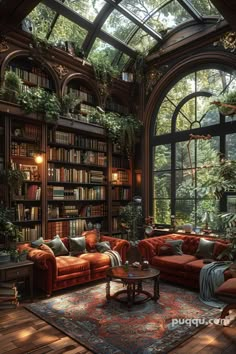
[119,197,143,242]
[61,92,81,119]
[0,207,22,263]
[0,70,22,103]
[211,90,236,116]
[0,166,26,196]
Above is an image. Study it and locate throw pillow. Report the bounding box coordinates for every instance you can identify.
[31,237,44,248]
[45,235,69,256]
[156,243,174,256]
[38,243,55,256]
[195,238,215,259]
[95,241,111,253]
[165,239,183,255]
[82,229,99,251]
[69,236,87,256]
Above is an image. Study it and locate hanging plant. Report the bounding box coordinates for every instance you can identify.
[211,90,236,116]
[18,87,61,123]
[92,110,143,157]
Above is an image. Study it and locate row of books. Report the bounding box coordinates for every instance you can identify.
[105,101,129,114]
[114,169,130,184]
[48,147,81,163]
[68,87,95,104]
[11,142,38,158]
[17,204,41,221]
[112,187,131,200]
[112,156,130,169]
[47,219,88,238]
[0,282,19,309]
[48,166,105,184]
[15,185,41,200]
[48,203,107,219]
[20,225,41,241]
[48,130,107,151]
[12,123,41,140]
[48,185,106,200]
[9,65,53,89]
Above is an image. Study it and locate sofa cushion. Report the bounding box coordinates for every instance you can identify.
[69,236,87,256]
[57,256,90,276]
[156,243,174,256]
[165,239,183,255]
[182,237,200,255]
[82,229,99,251]
[95,241,111,253]
[184,259,213,273]
[45,235,69,256]
[214,241,231,260]
[195,238,215,259]
[151,254,197,270]
[80,252,110,269]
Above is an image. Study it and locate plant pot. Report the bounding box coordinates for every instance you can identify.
[0,253,11,263]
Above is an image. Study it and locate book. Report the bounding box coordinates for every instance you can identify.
[0,281,16,289]
[0,287,17,297]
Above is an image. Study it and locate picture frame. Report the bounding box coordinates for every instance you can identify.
[23,170,31,181]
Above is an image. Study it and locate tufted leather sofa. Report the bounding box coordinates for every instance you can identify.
[19,234,130,296]
[138,233,231,289]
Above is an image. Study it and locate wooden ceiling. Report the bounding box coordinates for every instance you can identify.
[211,0,236,31]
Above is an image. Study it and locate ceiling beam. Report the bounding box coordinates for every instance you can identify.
[211,0,236,31]
[0,0,41,33]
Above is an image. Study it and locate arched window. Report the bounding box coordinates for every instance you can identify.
[152,65,236,231]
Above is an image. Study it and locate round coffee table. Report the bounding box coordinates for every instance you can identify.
[106,265,160,309]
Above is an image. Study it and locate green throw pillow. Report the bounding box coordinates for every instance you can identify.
[31,237,44,248]
[45,235,69,256]
[69,236,87,256]
[165,239,183,255]
[95,241,111,253]
[195,238,215,259]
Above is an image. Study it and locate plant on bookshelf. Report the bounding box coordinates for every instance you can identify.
[61,92,81,119]
[18,87,61,123]
[0,166,26,196]
[0,71,22,103]
[0,207,22,255]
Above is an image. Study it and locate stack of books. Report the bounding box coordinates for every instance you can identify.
[0,282,19,309]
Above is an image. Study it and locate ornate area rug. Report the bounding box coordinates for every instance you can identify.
[25,281,221,354]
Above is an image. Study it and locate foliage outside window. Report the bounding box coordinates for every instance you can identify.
[152,67,236,232]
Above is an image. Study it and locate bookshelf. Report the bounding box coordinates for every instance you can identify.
[66,79,98,122]
[10,118,43,242]
[46,126,108,238]
[7,56,54,90]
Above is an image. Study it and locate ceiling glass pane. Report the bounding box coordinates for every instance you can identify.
[146,0,192,33]
[188,0,220,16]
[120,0,169,21]
[128,28,157,53]
[49,16,87,47]
[117,53,131,70]
[102,9,136,41]
[88,38,117,64]
[27,3,56,39]
[63,0,106,22]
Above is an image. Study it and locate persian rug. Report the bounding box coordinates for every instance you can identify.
[25,281,222,354]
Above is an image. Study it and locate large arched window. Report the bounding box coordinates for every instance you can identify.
[152,65,236,230]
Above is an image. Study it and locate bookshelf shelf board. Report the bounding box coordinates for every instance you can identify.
[48,160,107,169]
[11,136,40,144]
[23,180,41,184]
[112,184,131,187]
[14,220,41,225]
[47,199,106,203]
[13,199,41,203]
[48,215,105,222]
[47,181,107,186]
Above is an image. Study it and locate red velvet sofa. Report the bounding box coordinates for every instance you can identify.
[138,233,231,289]
[20,233,130,296]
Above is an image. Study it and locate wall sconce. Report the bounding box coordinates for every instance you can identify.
[112,172,118,184]
[34,152,44,164]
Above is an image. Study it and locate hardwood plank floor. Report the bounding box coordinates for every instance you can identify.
[0,304,235,353]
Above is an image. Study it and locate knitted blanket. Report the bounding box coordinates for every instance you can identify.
[104,250,122,267]
[199,261,232,308]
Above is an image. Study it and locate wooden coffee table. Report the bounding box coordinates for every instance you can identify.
[106,265,160,309]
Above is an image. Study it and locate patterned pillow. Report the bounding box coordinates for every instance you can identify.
[45,235,69,256]
[31,237,44,248]
[38,243,55,256]
[165,239,183,255]
[69,236,87,256]
[195,238,215,259]
[156,243,174,256]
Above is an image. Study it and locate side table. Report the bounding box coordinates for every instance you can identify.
[0,260,34,301]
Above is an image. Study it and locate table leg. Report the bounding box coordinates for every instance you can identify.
[127,283,132,308]
[153,275,160,301]
[106,277,111,301]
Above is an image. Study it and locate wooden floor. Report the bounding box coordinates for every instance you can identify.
[0,303,235,354]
